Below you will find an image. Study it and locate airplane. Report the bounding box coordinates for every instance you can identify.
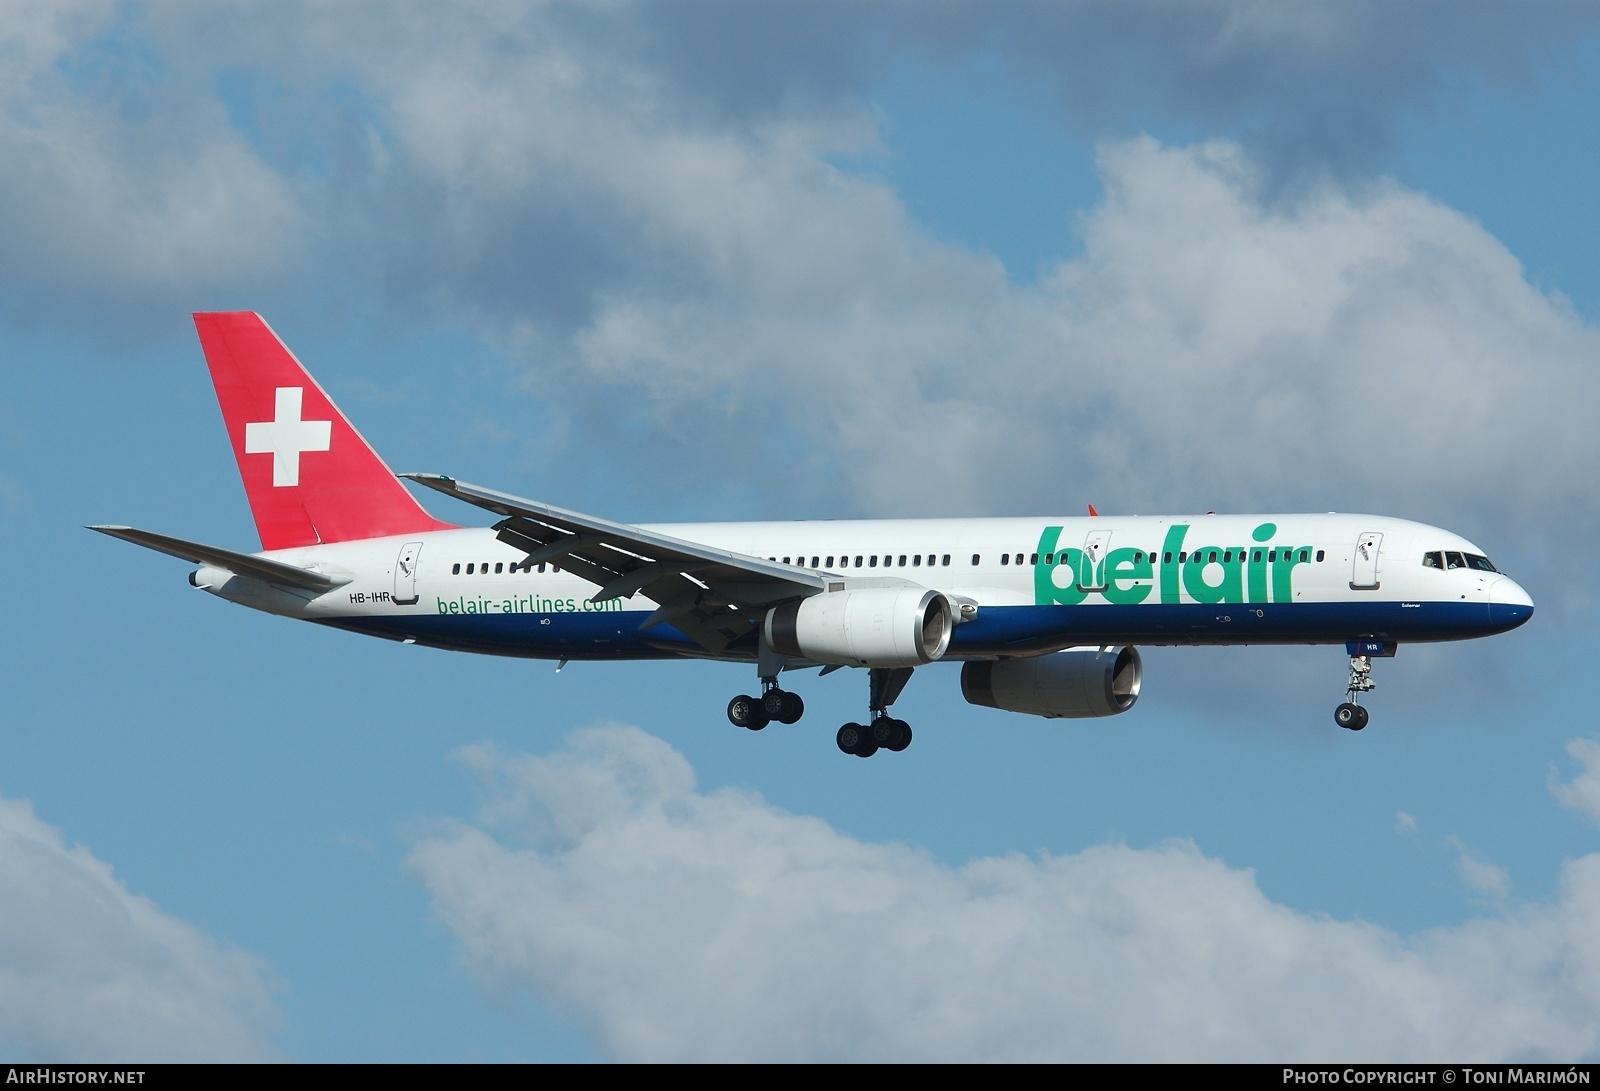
[92,312,1535,757]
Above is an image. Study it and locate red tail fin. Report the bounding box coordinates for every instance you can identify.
[195,312,455,550]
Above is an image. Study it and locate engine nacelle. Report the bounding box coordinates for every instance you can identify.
[765,588,954,668]
[960,646,1142,719]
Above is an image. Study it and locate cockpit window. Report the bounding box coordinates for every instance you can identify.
[1464,553,1499,573]
[1422,552,1442,569]
[1445,551,1465,570]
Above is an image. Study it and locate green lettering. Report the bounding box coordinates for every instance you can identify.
[1160,525,1188,604]
[1272,546,1310,602]
[1034,526,1064,605]
[1102,547,1153,605]
[1182,546,1243,604]
[1052,548,1089,606]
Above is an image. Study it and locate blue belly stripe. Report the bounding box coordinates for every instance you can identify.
[322,598,1528,662]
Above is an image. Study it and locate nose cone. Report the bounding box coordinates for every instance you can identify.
[1488,577,1534,632]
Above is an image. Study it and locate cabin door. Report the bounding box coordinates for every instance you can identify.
[1080,530,1113,591]
[1350,532,1382,590]
[393,541,424,605]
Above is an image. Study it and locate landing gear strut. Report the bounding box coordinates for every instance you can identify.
[837,667,915,758]
[1334,652,1374,731]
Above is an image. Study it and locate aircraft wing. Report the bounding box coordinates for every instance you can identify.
[402,474,830,653]
[87,525,349,593]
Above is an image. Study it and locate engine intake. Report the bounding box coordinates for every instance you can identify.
[765,587,954,668]
[961,646,1142,719]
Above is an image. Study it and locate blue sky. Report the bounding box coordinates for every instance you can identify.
[4,1,1600,1061]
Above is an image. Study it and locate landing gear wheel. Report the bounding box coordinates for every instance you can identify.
[729,695,768,731]
[1334,702,1368,731]
[837,723,864,755]
[884,720,913,752]
[763,689,804,725]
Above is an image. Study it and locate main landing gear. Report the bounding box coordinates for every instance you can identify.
[727,683,804,731]
[726,664,918,758]
[1334,651,1375,731]
[837,667,915,759]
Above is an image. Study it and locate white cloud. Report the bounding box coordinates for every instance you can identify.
[0,4,305,331]
[1552,738,1600,827]
[5,7,1595,549]
[410,725,1600,1062]
[0,795,278,1060]
[1447,836,1512,899]
[1395,811,1417,833]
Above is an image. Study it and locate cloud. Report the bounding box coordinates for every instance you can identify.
[0,794,278,1060]
[8,8,1597,614]
[0,3,305,336]
[1447,836,1512,899]
[900,0,1600,170]
[1552,738,1600,828]
[410,725,1600,1062]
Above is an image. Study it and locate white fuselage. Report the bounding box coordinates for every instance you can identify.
[193,512,1533,662]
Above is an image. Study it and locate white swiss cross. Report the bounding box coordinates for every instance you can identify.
[244,387,332,487]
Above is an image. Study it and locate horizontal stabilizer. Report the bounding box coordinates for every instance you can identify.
[87,525,348,593]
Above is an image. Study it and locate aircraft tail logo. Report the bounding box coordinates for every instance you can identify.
[194,312,455,550]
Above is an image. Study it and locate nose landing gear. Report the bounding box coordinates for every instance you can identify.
[1333,649,1377,731]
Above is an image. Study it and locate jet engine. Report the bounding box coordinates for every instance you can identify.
[765,587,954,668]
[960,646,1142,718]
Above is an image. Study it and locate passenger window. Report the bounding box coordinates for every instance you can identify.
[1268,550,1276,562]
[870,556,878,568]
[1224,551,1232,563]
[452,563,461,575]
[466,563,475,574]
[1163,552,1172,563]
[539,563,547,573]
[826,556,834,568]
[913,555,921,566]
[1311,550,1320,562]
[1179,552,1187,563]
[1030,553,1038,565]
[855,556,863,567]
[1209,551,1218,563]
[1000,554,1009,566]
[899,555,907,567]
[811,557,819,568]
[495,563,503,574]
[1252,551,1261,562]
[942,555,950,566]
[971,554,981,566]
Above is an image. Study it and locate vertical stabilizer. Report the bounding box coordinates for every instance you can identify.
[194,312,455,550]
